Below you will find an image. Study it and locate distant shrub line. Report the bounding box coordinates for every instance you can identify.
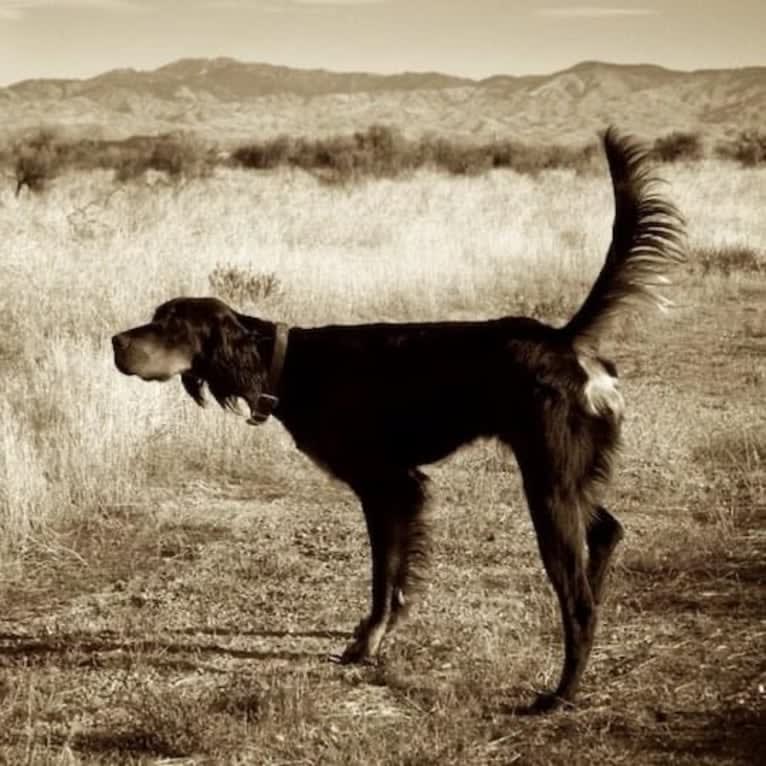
[2,129,218,195]
[715,129,766,167]
[3,125,765,195]
[694,245,765,277]
[229,125,603,181]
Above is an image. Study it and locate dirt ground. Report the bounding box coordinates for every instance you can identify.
[1,277,764,765]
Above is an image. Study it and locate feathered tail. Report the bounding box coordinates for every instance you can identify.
[563,127,686,352]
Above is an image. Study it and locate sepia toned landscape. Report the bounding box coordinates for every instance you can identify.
[1,58,765,144]
[1,53,765,765]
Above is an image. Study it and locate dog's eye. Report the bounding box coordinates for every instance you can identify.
[167,319,192,338]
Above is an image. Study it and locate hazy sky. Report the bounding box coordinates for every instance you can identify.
[1,0,764,86]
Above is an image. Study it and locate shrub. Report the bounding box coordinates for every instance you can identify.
[11,128,62,195]
[231,134,294,170]
[652,131,703,163]
[695,245,764,276]
[494,140,600,175]
[208,265,283,306]
[424,137,494,175]
[113,134,215,183]
[232,125,415,183]
[716,130,766,167]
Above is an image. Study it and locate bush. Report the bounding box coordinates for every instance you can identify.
[493,140,600,175]
[208,265,283,306]
[231,134,294,170]
[652,131,703,163]
[423,137,494,175]
[233,125,416,183]
[716,130,766,167]
[11,128,62,195]
[695,246,764,276]
[112,134,215,183]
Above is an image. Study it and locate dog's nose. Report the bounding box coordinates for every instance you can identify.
[112,334,130,352]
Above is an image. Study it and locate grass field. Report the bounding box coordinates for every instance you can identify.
[1,157,765,764]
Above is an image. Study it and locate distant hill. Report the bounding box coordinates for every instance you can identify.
[1,58,764,145]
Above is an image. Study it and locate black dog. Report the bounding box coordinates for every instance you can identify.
[112,128,685,711]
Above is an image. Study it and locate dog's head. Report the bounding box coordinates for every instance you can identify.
[112,297,267,414]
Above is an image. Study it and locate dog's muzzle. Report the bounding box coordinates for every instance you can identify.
[111,333,190,381]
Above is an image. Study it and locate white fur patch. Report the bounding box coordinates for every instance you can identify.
[228,397,251,418]
[578,355,624,418]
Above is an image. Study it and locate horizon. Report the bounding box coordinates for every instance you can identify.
[4,53,765,89]
[1,1,764,88]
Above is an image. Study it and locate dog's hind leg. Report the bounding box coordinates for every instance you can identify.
[586,505,623,605]
[526,487,596,711]
[508,429,598,712]
[340,469,429,663]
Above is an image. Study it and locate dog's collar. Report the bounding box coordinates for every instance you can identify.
[247,322,289,425]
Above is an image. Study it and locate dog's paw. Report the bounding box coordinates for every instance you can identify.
[509,692,574,716]
[337,637,377,665]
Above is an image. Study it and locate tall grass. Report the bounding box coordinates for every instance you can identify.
[1,160,764,562]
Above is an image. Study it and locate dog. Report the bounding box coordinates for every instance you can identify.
[112,128,685,711]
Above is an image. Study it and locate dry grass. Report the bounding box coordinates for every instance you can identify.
[1,159,764,764]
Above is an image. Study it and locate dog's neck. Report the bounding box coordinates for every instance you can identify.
[237,315,289,425]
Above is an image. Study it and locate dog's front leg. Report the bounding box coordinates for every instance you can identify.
[340,470,428,664]
[340,505,400,663]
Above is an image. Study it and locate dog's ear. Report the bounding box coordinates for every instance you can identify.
[205,313,265,412]
[208,313,258,369]
[181,372,207,407]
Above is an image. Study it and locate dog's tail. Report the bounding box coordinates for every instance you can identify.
[562,127,686,352]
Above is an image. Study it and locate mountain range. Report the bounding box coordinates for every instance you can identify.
[1,58,764,145]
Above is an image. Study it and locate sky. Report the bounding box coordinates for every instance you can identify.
[0,0,764,86]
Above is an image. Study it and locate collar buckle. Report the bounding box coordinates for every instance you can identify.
[247,393,279,426]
